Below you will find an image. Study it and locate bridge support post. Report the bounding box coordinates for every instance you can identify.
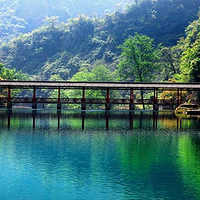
[105,111,110,130]
[57,87,61,110]
[32,110,37,129]
[7,102,12,109]
[81,111,86,130]
[57,111,61,129]
[7,86,12,109]
[81,103,86,110]
[57,103,61,110]
[81,87,86,110]
[129,111,134,130]
[180,89,182,104]
[32,86,37,109]
[153,88,158,111]
[105,87,110,110]
[177,88,180,106]
[129,88,134,110]
[106,103,110,110]
[32,102,37,109]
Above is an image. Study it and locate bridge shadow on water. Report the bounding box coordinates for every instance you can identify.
[1,109,200,132]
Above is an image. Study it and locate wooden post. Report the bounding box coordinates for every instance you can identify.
[81,87,86,110]
[156,89,158,104]
[129,87,134,110]
[177,88,180,105]
[106,87,110,110]
[129,112,134,130]
[32,110,37,129]
[57,111,61,129]
[180,89,182,104]
[8,86,11,102]
[7,110,11,129]
[81,111,85,130]
[153,111,158,130]
[57,87,61,110]
[33,112,36,129]
[7,86,12,109]
[153,88,158,110]
[58,87,61,103]
[106,87,109,103]
[106,111,109,130]
[32,86,37,109]
[33,86,36,102]
[82,87,85,103]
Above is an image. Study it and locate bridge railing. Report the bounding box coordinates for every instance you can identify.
[0,97,7,103]
[0,97,185,105]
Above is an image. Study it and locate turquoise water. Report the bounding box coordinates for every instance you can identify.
[0,109,200,199]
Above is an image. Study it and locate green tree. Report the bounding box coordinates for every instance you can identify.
[50,65,119,109]
[179,37,200,82]
[173,11,200,83]
[66,65,118,99]
[117,33,159,109]
[0,62,28,98]
[0,63,27,81]
[118,33,159,82]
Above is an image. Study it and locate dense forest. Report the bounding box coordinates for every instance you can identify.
[0,0,200,86]
[0,0,133,42]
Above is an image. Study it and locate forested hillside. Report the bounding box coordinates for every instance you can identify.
[0,0,132,43]
[0,0,200,83]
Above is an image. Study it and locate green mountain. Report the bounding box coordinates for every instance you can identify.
[0,0,132,43]
[0,0,200,81]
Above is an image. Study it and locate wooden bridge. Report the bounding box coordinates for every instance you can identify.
[0,81,200,110]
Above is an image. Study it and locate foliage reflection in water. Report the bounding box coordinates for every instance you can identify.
[0,109,200,200]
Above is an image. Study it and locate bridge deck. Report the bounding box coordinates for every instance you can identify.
[0,81,200,90]
[0,81,199,110]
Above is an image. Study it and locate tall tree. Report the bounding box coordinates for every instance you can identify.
[179,37,200,82]
[117,33,159,109]
[118,33,159,82]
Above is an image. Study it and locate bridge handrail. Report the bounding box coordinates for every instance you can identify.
[0,97,187,105]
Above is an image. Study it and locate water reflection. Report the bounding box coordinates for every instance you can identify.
[0,109,200,199]
[7,110,11,129]
[1,109,200,131]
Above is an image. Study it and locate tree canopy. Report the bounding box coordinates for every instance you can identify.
[117,33,159,82]
[1,0,200,81]
[0,0,200,87]
[174,12,200,83]
[0,63,27,81]
[179,37,200,82]
[65,65,118,99]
